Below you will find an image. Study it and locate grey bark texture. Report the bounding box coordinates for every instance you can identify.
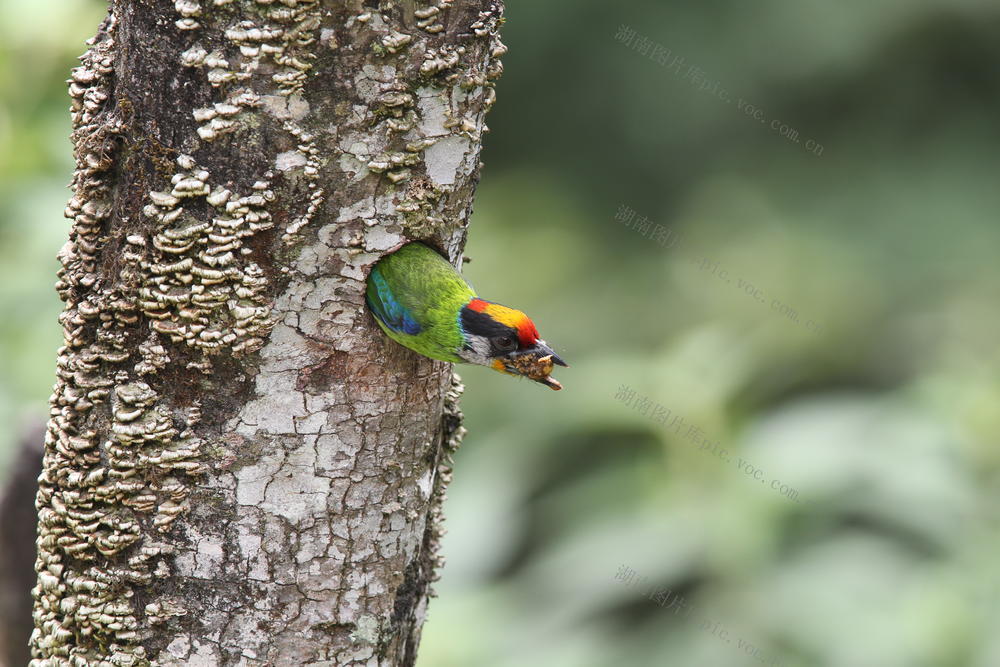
[32,0,505,664]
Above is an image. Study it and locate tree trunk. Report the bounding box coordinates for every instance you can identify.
[32,1,504,664]
[0,423,44,667]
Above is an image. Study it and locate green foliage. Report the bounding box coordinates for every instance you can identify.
[417,2,1000,666]
[0,0,107,469]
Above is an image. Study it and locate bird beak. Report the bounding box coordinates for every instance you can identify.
[501,340,568,390]
[533,341,568,367]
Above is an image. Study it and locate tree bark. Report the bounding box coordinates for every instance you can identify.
[0,422,44,667]
[32,1,504,664]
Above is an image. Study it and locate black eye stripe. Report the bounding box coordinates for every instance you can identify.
[460,307,516,339]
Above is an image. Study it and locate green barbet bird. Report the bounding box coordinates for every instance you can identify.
[366,242,567,389]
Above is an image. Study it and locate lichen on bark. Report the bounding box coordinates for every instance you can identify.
[32,1,503,664]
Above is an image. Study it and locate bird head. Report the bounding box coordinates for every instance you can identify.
[457,298,568,390]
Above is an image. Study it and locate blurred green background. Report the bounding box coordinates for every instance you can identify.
[2,1,999,666]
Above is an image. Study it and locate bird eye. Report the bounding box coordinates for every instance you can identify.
[494,335,517,352]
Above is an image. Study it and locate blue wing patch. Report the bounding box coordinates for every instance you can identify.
[367,267,422,335]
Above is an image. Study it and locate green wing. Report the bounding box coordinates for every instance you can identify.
[365,243,475,363]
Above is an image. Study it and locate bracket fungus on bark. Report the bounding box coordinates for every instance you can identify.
[33,1,504,664]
